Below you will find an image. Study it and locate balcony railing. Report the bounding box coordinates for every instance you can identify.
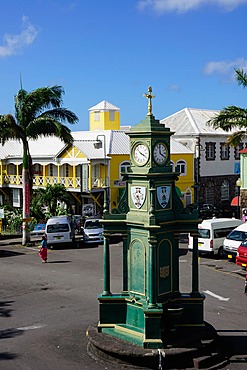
[0,174,109,191]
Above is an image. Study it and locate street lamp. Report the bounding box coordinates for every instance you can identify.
[236,177,242,219]
[94,135,109,214]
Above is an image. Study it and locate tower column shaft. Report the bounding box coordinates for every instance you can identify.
[149,242,156,306]
[102,235,111,295]
[192,235,199,293]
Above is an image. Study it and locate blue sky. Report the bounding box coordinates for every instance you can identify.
[1,0,247,131]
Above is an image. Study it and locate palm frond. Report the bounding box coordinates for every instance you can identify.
[26,117,74,144]
[39,108,78,125]
[26,85,64,114]
[235,68,247,88]
[0,114,24,144]
[226,131,246,146]
[208,106,247,131]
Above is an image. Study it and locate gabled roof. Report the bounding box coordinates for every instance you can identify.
[160,108,230,136]
[0,130,191,162]
[88,100,120,111]
[55,130,130,160]
[170,137,192,154]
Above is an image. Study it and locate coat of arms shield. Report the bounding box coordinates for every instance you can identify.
[157,185,170,209]
[131,186,146,209]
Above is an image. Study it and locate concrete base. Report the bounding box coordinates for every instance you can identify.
[86,322,229,369]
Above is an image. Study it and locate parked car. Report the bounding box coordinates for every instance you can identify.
[188,218,242,258]
[198,204,221,219]
[30,223,46,236]
[223,222,247,261]
[45,215,75,248]
[236,239,247,270]
[81,218,103,244]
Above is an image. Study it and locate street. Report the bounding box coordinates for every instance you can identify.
[0,238,247,369]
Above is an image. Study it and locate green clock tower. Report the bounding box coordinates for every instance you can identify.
[96,87,204,349]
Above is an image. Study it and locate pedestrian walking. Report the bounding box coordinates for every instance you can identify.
[39,235,48,263]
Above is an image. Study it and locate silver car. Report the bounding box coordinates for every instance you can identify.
[82,219,103,244]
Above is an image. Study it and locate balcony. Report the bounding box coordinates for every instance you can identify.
[0,174,108,192]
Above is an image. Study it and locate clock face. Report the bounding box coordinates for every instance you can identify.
[153,142,168,165]
[133,143,149,165]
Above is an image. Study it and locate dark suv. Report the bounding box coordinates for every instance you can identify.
[199,204,220,219]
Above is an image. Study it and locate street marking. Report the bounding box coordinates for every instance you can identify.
[203,290,230,301]
[17,324,46,331]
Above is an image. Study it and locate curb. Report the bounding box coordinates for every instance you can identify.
[86,323,229,369]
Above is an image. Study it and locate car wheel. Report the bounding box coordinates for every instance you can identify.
[217,246,225,259]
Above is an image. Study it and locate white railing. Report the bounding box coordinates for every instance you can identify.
[1,174,108,191]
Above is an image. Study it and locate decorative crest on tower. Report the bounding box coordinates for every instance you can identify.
[143,86,155,116]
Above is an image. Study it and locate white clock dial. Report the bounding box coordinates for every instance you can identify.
[133,143,149,165]
[153,142,167,165]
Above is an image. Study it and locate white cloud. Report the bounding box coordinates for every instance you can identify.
[137,0,247,13]
[167,83,181,92]
[0,16,38,58]
[204,58,247,78]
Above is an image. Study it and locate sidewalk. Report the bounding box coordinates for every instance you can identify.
[0,234,42,247]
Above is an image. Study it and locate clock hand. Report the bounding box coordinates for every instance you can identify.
[138,148,145,157]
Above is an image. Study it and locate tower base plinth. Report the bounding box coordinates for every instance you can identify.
[87,322,228,369]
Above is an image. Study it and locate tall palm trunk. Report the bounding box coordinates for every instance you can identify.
[22,143,31,245]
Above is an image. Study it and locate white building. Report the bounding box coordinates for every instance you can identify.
[161,108,245,212]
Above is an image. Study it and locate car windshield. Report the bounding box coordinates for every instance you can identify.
[227,230,247,241]
[84,220,101,229]
[240,239,247,248]
[47,224,69,233]
[198,228,210,239]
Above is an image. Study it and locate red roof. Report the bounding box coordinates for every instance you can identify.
[239,148,247,153]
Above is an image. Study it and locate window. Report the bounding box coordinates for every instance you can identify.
[176,160,186,175]
[94,111,100,121]
[220,143,230,160]
[47,224,69,233]
[120,161,130,180]
[65,164,69,177]
[49,164,53,176]
[13,189,20,207]
[109,111,115,121]
[221,180,229,201]
[33,164,41,175]
[8,164,15,175]
[205,182,215,204]
[214,228,235,239]
[184,188,192,206]
[234,143,244,160]
[205,142,216,160]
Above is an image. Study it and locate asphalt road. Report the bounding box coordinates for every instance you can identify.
[0,237,247,369]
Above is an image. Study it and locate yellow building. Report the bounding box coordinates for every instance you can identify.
[0,100,194,215]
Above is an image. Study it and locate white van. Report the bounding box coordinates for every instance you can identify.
[45,215,75,248]
[188,218,243,258]
[223,222,247,260]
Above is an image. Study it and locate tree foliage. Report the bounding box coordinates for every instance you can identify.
[208,68,247,146]
[0,85,78,244]
[31,184,71,219]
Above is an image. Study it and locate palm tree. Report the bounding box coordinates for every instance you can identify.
[209,68,247,146]
[0,85,78,245]
[33,184,71,217]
